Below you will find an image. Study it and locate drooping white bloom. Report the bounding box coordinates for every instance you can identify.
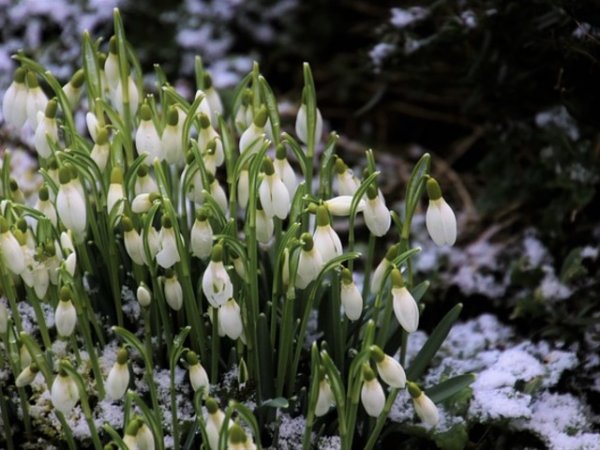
[295,233,323,289]
[136,422,155,450]
[162,106,184,166]
[16,364,40,387]
[324,196,365,216]
[204,73,223,125]
[360,365,385,417]
[256,206,274,245]
[197,113,224,169]
[363,188,391,236]
[51,370,79,415]
[164,271,183,311]
[123,420,141,450]
[273,150,298,199]
[106,348,130,400]
[205,398,228,450]
[228,423,252,450]
[218,298,243,340]
[90,127,111,172]
[203,138,225,175]
[33,100,59,159]
[62,69,85,109]
[340,268,362,320]
[0,218,26,275]
[64,253,77,277]
[370,244,399,295]
[334,158,360,196]
[32,260,49,299]
[156,217,180,269]
[135,104,162,161]
[56,168,87,238]
[131,192,158,214]
[25,72,48,127]
[391,268,419,333]
[55,298,77,337]
[208,176,228,215]
[122,217,146,266]
[425,178,457,247]
[104,38,120,90]
[295,103,323,146]
[186,351,209,392]
[86,111,100,142]
[202,244,233,308]
[137,282,152,307]
[239,106,267,154]
[315,377,336,417]
[191,210,213,260]
[2,67,28,128]
[259,157,290,219]
[370,345,406,388]
[35,186,57,226]
[106,168,125,216]
[408,382,439,426]
[113,76,139,118]
[313,206,342,263]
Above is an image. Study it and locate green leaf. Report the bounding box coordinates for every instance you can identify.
[426,373,475,403]
[403,153,430,236]
[261,397,289,409]
[433,423,469,450]
[406,303,462,381]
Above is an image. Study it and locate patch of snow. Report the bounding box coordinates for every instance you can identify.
[535,106,580,141]
[390,7,428,29]
[369,43,395,71]
[537,266,572,301]
[275,413,308,450]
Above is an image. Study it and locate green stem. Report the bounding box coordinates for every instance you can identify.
[361,234,376,301]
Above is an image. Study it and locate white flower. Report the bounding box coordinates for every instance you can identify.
[425,178,457,246]
[324,196,365,216]
[370,244,399,295]
[204,74,223,125]
[191,211,213,260]
[33,101,59,159]
[107,168,125,216]
[209,176,228,215]
[64,253,77,277]
[197,113,224,168]
[186,351,209,392]
[256,207,274,245]
[104,39,120,90]
[135,104,162,161]
[164,271,183,311]
[206,398,227,450]
[32,261,49,299]
[122,218,146,266]
[295,233,323,289]
[35,186,57,226]
[106,348,130,400]
[55,297,77,337]
[194,90,214,127]
[202,244,233,308]
[162,106,184,166]
[134,165,158,195]
[51,370,79,415]
[156,217,181,269]
[360,366,385,417]
[295,103,323,146]
[113,76,139,118]
[123,421,141,450]
[15,364,39,387]
[274,146,298,198]
[131,192,158,214]
[408,382,439,426]
[371,346,406,388]
[2,67,28,128]
[86,111,100,142]
[239,106,267,154]
[0,219,26,275]
[56,168,87,238]
[259,157,290,219]
[237,169,249,210]
[218,298,243,340]
[334,159,360,196]
[25,72,48,127]
[363,189,391,237]
[136,283,152,307]
[313,206,342,263]
[315,377,335,416]
[340,269,362,320]
[62,69,85,109]
[391,268,419,333]
[136,422,155,450]
[228,423,252,450]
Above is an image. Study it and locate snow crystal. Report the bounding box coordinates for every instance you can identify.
[390,7,428,29]
[581,246,598,260]
[275,414,309,450]
[538,266,572,301]
[121,284,141,322]
[369,43,395,71]
[535,106,580,141]
[523,234,550,268]
[317,435,341,450]
[461,10,477,29]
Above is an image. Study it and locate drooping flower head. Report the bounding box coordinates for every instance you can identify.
[202,243,233,308]
[408,381,439,426]
[425,177,457,247]
[390,267,419,333]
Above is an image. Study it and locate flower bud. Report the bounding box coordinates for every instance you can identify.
[315,376,335,417]
[16,363,39,387]
[370,345,406,388]
[136,282,152,307]
[340,269,362,320]
[218,298,243,340]
[55,288,77,337]
[295,103,323,146]
[360,364,385,417]
[191,210,213,260]
[3,67,28,128]
[186,351,209,392]
[51,368,79,415]
[391,269,419,333]
[136,421,155,450]
[106,348,130,400]
[408,382,439,426]
[324,196,365,216]
[425,178,457,247]
[259,157,290,219]
[135,104,161,161]
[164,271,183,311]
[202,244,233,308]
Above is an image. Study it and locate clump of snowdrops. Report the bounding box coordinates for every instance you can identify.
[0,9,472,450]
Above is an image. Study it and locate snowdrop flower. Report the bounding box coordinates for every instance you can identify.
[33,99,59,159]
[86,111,100,143]
[113,75,139,118]
[136,282,152,307]
[391,268,419,333]
[123,420,141,450]
[104,37,120,90]
[259,157,290,219]
[134,165,158,195]
[106,347,130,400]
[274,144,298,199]
[2,67,28,128]
[218,298,243,340]
[334,158,360,196]
[208,174,228,215]
[163,270,183,311]
[340,268,362,320]
[239,105,267,154]
[203,138,224,175]
[255,201,274,245]
[363,186,391,237]
[194,90,213,127]
[206,397,228,450]
[370,244,399,295]
[315,376,336,416]
[197,113,224,170]
[370,345,406,388]
[25,72,48,127]
[295,233,323,289]
[228,423,254,450]
[237,168,249,210]
[186,163,205,205]
[360,364,385,417]
[62,69,85,109]
[35,186,57,226]
[408,382,439,426]
[295,101,323,146]
[204,73,223,125]
[313,205,343,263]
[202,244,233,308]
[136,420,155,450]
[51,367,79,415]
[191,209,213,260]
[107,167,125,216]
[122,217,146,266]
[156,216,181,269]
[324,196,365,216]
[425,177,457,246]
[56,287,77,337]
[90,127,110,171]
[186,351,209,392]
[32,257,49,299]
[135,104,162,161]
[234,88,254,133]
[0,217,26,275]
[143,227,161,262]
[16,363,40,388]
[162,106,184,166]
[131,192,160,214]
[56,167,87,238]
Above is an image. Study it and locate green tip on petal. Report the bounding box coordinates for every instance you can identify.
[362,363,376,381]
[140,103,152,121]
[385,243,400,261]
[58,167,71,185]
[167,106,179,126]
[229,423,247,444]
[301,232,314,251]
[59,286,72,302]
[254,105,268,127]
[71,69,85,88]
[316,205,330,227]
[211,243,224,262]
[205,397,219,414]
[185,350,199,366]
[426,177,442,201]
[369,345,385,363]
[110,167,123,184]
[108,36,118,54]
[14,67,26,84]
[391,267,403,288]
[116,347,129,364]
[199,112,211,129]
[26,72,39,88]
[45,98,58,118]
[407,381,421,398]
[262,156,275,175]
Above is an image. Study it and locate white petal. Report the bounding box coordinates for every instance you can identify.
[135,120,162,161]
[202,261,233,308]
[189,363,209,392]
[364,196,391,237]
[313,226,342,263]
[361,379,385,417]
[414,393,439,426]
[256,209,274,244]
[341,282,362,320]
[164,277,183,311]
[271,177,290,219]
[315,379,335,417]
[1,232,26,275]
[191,220,213,260]
[426,198,456,246]
[392,287,419,333]
[51,374,79,415]
[56,184,87,236]
[376,356,406,388]
[296,248,323,289]
[106,363,130,400]
[55,300,77,337]
[218,299,243,340]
